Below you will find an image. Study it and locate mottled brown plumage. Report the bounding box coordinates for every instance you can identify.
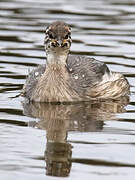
[22,21,130,102]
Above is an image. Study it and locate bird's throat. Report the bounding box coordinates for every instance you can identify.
[46,49,69,66]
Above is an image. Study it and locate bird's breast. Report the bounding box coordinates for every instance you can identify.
[31,65,82,102]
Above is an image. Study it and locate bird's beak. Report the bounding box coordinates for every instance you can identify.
[57,39,63,47]
[57,39,68,47]
[50,39,68,48]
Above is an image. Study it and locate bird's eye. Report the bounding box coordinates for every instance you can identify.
[64,33,70,39]
[49,33,54,39]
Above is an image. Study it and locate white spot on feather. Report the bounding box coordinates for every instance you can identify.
[69,68,73,72]
[82,74,85,78]
[35,72,39,76]
[74,74,78,80]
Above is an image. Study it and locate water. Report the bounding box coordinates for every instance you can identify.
[0,0,135,179]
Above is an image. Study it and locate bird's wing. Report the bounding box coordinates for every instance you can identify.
[67,55,110,88]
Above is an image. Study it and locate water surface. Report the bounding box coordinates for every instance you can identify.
[0,0,135,179]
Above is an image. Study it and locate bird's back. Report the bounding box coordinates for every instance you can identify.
[67,55,110,90]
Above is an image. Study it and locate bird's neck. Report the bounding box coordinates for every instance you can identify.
[46,49,69,67]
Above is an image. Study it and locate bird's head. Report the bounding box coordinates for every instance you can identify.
[44,21,72,56]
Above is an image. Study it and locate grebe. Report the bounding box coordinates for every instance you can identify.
[22,21,130,102]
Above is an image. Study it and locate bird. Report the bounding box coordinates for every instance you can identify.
[21,21,130,102]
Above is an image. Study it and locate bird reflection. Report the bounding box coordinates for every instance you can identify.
[22,97,129,177]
